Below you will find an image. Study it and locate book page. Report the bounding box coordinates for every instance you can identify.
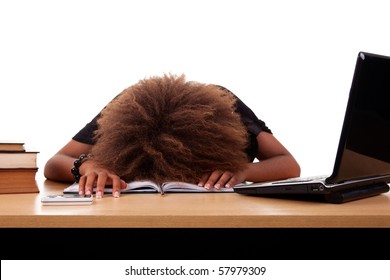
[124,181,161,193]
[63,181,160,194]
[63,181,240,194]
[161,181,234,193]
[63,183,82,194]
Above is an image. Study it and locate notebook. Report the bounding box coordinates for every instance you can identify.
[234,51,390,203]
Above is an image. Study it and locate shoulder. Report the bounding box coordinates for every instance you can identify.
[213,84,272,135]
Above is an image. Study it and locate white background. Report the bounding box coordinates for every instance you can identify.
[1,0,390,179]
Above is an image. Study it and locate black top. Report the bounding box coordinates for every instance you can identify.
[72,87,272,162]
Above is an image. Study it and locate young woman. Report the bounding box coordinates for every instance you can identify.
[44,74,300,198]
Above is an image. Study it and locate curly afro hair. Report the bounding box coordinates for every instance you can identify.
[91,74,250,184]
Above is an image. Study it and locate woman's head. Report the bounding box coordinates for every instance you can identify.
[91,74,249,183]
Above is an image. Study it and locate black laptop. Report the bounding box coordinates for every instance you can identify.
[234,51,390,203]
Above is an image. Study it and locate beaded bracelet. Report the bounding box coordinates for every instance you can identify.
[71,153,93,183]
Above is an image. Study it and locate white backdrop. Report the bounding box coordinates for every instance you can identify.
[1,0,390,179]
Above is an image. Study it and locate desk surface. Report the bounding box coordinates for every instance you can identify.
[1,177,390,228]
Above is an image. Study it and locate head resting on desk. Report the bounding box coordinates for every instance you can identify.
[91,73,249,184]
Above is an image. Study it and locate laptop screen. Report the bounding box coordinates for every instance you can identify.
[326,52,390,184]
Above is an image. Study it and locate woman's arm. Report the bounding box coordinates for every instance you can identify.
[198,131,301,189]
[244,131,301,182]
[44,140,92,183]
[44,139,127,198]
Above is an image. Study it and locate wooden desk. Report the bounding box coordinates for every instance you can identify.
[1,178,390,228]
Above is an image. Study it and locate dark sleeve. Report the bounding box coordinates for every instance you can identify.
[216,85,272,161]
[72,113,101,145]
[235,95,272,161]
[72,93,123,145]
[234,95,272,135]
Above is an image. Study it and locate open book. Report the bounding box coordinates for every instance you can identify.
[63,180,237,195]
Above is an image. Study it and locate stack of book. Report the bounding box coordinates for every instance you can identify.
[0,141,40,194]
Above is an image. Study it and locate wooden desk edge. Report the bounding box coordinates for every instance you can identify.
[1,215,390,228]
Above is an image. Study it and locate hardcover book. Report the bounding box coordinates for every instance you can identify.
[0,168,39,194]
[0,151,39,168]
[0,141,25,152]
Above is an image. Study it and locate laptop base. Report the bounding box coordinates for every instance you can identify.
[324,182,389,204]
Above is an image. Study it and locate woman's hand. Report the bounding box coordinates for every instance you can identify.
[198,169,247,190]
[78,160,127,198]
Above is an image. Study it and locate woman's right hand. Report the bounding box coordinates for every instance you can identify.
[78,160,127,198]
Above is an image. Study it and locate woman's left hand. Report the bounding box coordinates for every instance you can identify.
[198,169,246,190]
